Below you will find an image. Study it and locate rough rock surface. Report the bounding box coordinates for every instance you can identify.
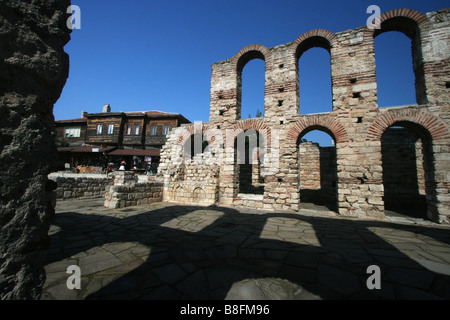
[0,0,71,299]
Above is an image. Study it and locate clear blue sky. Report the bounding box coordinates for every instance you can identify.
[55,0,448,146]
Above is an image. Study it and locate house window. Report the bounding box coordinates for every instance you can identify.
[64,127,81,138]
[151,125,157,136]
[108,124,114,135]
[96,124,102,135]
[164,125,170,135]
[134,125,140,135]
[126,125,131,135]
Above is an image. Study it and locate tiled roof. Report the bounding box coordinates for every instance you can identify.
[55,117,87,123]
[125,110,178,116]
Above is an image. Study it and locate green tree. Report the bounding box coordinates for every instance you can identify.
[248,108,263,118]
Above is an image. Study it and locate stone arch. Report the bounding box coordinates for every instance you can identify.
[192,187,206,203]
[364,8,430,105]
[292,29,337,59]
[291,30,337,114]
[231,44,270,119]
[226,118,272,148]
[176,123,217,160]
[288,114,341,212]
[287,115,349,145]
[363,8,428,40]
[367,108,450,142]
[231,44,271,73]
[368,108,448,222]
[176,123,215,146]
[228,119,269,195]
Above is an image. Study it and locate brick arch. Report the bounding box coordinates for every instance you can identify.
[231,44,271,73]
[287,115,349,144]
[292,29,337,59]
[363,8,429,40]
[367,108,450,141]
[176,123,215,146]
[363,8,430,105]
[192,187,206,201]
[226,118,272,147]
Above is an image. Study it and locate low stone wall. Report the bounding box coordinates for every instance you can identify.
[50,176,113,200]
[164,181,218,206]
[232,194,264,209]
[104,183,163,208]
[104,171,163,208]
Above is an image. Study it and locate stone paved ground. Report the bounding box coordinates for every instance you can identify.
[41,198,450,300]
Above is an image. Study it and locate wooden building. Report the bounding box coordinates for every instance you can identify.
[55,105,190,173]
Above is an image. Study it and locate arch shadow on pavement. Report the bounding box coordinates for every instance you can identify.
[41,199,450,300]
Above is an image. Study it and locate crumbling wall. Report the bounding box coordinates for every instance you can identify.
[157,126,221,206]
[163,152,220,206]
[104,171,163,208]
[50,176,113,200]
[0,0,71,299]
[104,183,163,209]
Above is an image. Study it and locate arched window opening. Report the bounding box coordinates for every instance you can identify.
[298,47,333,115]
[235,129,265,195]
[240,58,265,120]
[297,129,337,212]
[183,133,209,160]
[374,17,426,106]
[381,124,434,219]
[295,36,332,115]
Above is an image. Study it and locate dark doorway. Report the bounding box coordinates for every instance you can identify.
[235,130,264,195]
[297,130,337,212]
[381,126,429,219]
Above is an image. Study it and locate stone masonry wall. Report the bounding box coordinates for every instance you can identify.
[299,142,321,190]
[161,143,220,206]
[0,0,71,299]
[50,176,113,200]
[104,171,163,209]
[104,183,163,209]
[159,8,450,224]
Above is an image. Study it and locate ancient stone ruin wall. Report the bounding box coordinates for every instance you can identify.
[49,176,113,200]
[0,1,71,299]
[104,172,163,209]
[159,8,450,224]
[158,127,221,206]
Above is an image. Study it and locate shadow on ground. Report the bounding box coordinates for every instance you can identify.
[44,202,450,300]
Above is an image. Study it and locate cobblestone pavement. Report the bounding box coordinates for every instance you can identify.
[41,198,450,300]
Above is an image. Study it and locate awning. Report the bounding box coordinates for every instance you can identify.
[57,146,116,153]
[107,148,160,157]
[57,146,160,157]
